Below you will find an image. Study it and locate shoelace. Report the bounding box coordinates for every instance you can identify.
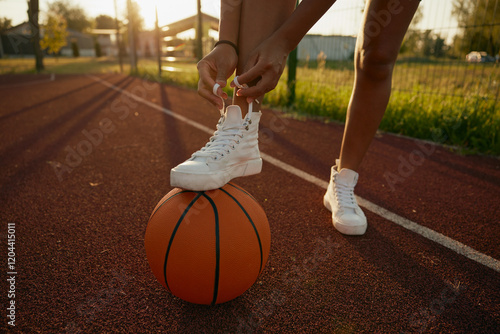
[191,78,254,161]
[333,175,357,209]
[192,123,243,161]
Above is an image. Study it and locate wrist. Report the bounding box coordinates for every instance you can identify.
[268,31,296,55]
[214,40,239,55]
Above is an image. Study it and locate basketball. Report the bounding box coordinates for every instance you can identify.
[145,183,271,305]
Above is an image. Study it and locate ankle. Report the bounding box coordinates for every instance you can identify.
[233,96,261,114]
[337,160,360,173]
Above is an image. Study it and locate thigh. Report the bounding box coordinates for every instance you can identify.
[357,0,420,57]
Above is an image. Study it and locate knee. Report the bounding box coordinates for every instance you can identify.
[356,47,397,82]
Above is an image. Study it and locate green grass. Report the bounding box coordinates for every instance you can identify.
[2,56,498,155]
[0,56,126,74]
[264,61,500,156]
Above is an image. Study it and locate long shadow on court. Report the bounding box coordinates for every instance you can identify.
[0,76,135,200]
[258,121,333,178]
[159,83,188,170]
[0,76,103,121]
[0,76,133,171]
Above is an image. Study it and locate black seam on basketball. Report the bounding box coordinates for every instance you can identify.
[220,188,264,274]
[163,192,203,291]
[150,190,194,220]
[202,193,220,306]
[226,183,258,202]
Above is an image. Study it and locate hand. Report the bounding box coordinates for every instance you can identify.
[197,44,238,109]
[231,35,290,103]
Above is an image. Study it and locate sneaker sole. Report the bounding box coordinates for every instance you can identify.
[170,158,262,191]
[323,195,367,236]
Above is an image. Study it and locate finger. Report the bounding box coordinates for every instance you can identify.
[213,83,220,96]
[215,69,228,88]
[198,86,224,109]
[211,83,228,100]
[197,60,217,89]
[230,53,261,88]
[236,76,276,98]
[197,61,228,104]
[198,78,223,109]
[231,65,263,89]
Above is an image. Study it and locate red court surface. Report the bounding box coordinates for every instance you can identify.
[1,74,499,333]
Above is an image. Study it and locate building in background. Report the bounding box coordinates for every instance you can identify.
[160,13,219,62]
[0,22,36,57]
[91,29,118,57]
[61,29,95,57]
[298,35,357,62]
[1,18,358,63]
[0,21,98,57]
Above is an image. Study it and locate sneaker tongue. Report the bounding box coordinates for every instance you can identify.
[222,105,243,129]
[337,168,358,186]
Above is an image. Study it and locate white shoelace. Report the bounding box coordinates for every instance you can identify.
[191,78,254,161]
[192,123,243,161]
[334,176,357,209]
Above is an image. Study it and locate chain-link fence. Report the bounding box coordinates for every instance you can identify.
[290,0,499,114]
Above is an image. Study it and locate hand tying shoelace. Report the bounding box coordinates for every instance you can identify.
[190,79,253,161]
[170,77,263,191]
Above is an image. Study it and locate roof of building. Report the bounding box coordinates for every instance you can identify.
[161,13,219,37]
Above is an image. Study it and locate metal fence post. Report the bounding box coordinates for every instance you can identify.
[155,5,161,78]
[196,0,203,61]
[287,47,298,107]
[287,0,300,107]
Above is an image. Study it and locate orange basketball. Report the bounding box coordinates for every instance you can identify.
[145,183,270,305]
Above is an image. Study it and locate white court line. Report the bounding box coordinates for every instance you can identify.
[88,74,500,273]
[0,73,55,89]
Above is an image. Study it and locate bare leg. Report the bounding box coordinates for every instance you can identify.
[339,0,420,171]
[233,0,296,113]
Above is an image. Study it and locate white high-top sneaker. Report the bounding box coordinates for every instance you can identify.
[323,160,367,235]
[170,103,262,191]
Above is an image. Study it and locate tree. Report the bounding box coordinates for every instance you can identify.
[0,17,12,33]
[95,15,115,29]
[400,7,423,56]
[47,0,91,32]
[400,7,448,58]
[452,0,500,57]
[40,14,68,59]
[122,0,144,64]
[28,0,44,72]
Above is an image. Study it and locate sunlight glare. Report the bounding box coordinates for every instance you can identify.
[135,0,200,30]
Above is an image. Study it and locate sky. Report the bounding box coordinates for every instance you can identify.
[1,0,457,39]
